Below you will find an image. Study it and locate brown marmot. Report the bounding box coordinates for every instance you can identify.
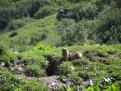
[61,48,82,60]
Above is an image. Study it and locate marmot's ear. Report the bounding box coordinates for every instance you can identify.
[62,48,67,50]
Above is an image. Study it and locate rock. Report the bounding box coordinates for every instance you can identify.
[0,62,5,66]
[40,76,63,90]
[81,79,93,88]
[11,65,25,74]
[56,9,69,20]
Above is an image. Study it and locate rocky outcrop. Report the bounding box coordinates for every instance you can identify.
[40,76,63,91]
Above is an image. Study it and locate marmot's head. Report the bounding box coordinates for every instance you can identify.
[62,48,68,57]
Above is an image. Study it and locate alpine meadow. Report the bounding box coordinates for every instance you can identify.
[0,0,121,91]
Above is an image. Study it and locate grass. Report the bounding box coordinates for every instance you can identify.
[0,15,60,51]
[0,0,121,90]
[1,43,121,90]
[13,15,59,44]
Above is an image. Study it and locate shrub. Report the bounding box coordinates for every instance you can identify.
[30,32,48,45]
[58,61,74,76]
[67,2,99,21]
[30,34,41,45]
[111,70,121,81]
[94,7,121,44]
[6,19,25,31]
[25,64,45,77]
[0,52,17,64]
[53,0,66,6]
[68,72,83,84]
[9,31,17,37]
[21,79,48,91]
[34,43,53,52]
[0,41,8,55]
[78,72,90,81]
[105,84,120,91]
[41,32,48,40]
[72,59,90,66]
[18,50,45,65]
[84,84,120,91]
[0,70,48,91]
[67,0,81,3]
[56,19,82,46]
[0,70,20,91]
[34,6,56,19]
[6,17,34,31]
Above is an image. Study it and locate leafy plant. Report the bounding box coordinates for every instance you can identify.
[25,64,45,77]
[58,61,74,76]
[0,41,8,55]
[21,79,48,91]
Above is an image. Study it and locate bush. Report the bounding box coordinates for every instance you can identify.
[9,31,17,37]
[0,52,17,64]
[56,19,82,46]
[94,6,121,44]
[41,32,48,40]
[0,41,8,55]
[58,61,74,76]
[17,50,46,65]
[72,59,90,66]
[68,72,83,84]
[67,1,99,21]
[0,69,48,91]
[111,70,121,81]
[30,32,48,45]
[21,79,48,91]
[6,17,34,31]
[0,0,40,30]
[6,19,25,31]
[0,70,20,91]
[67,0,81,3]
[34,6,56,19]
[25,64,45,77]
[84,84,120,91]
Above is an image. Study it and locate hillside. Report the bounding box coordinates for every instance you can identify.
[0,0,121,91]
[0,15,59,51]
[0,0,121,48]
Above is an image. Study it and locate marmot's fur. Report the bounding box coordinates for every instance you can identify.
[62,48,82,60]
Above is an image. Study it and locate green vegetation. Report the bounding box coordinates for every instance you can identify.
[25,64,45,77]
[0,0,121,91]
[58,61,74,76]
[0,69,48,91]
[0,0,121,47]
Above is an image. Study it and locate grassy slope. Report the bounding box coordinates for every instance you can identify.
[17,15,59,44]
[0,15,59,49]
[15,44,121,87]
[0,1,81,46]
[0,1,89,48]
[0,1,121,90]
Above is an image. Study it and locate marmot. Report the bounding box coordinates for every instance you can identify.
[61,48,82,60]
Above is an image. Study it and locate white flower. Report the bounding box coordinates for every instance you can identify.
[52,81,56,86]
[89,80,93,85]
[12,84,14,87]
[71,66,75,70]
[1,62,5,66]
[104,77,110,82]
